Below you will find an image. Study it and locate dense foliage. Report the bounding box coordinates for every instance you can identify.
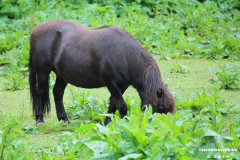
[208,62,240,90]
[1,0,240,90]
[1,0,240,66]
[1,86,240,159]
[0,0,240,159]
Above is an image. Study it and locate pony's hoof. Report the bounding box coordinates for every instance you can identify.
[61,120,71,127]
[104,117,112,126]
[141,106,146,111]
[36,122,45,126]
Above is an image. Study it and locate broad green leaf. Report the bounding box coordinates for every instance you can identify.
[150,150,164,160]
[119,125,140,154]
[224,64,234,69]
[233,128,240,137]
[179,133,189,145]
[84,140,107,156]
[78,123,96,133]
[59,132,73,141]
[136,129,149,147]
[209,79,216,84]
[80,143,94,158]
[96,123,109,133]
[191,128,205,140]
[119,153,142,160]
[90,152,122,160]
[230,127,240,148]
[204,129,220,137]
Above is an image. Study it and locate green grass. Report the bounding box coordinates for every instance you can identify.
[158,59,240,104]
[0,59,239,147]
[0,0,239,158]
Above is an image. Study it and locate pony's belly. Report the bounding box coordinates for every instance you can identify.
[60,72,105,89]
[69,80,105,89]
[57,58,105,88]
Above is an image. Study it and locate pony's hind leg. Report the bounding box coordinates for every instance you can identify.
[53,76,70,124]
[104,85,128,125]
[35,73,50,126]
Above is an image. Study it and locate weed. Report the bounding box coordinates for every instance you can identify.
[208,62,240,89]
[18,103,28,123]
[0,115,35,159]
[167,64,190,74]
[2,64,26,91]
[38,98,240,159]
[176,84,237,122]
[166,58,190,74]
[65,90,107,124]
[28,11,37,32]
[0,0,240,159]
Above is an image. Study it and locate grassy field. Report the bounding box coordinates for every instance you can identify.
[0,59,239,148]
[1,0,240,159]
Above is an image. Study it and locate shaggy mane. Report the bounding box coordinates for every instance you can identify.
[143,63,175,113]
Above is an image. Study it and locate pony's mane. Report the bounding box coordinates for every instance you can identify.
[143,63,175,113]
[143,64,163,108]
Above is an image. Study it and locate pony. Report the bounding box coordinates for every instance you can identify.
[29,19,175,126]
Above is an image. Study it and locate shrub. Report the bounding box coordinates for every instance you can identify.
[208,62,240,89]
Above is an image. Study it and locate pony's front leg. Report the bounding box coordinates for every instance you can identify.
[104,85,129,125]
[107,84,128,118]
[115,97,128,119]
[104,96,117,126]
[53,76,70,124]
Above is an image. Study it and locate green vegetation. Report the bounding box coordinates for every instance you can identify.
[208,62,240,89]
[0,0,240,159]
[65,92,107,123]
[166,57,190,73]
[1,59,240,159]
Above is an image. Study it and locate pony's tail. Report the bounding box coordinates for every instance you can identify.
[29,50,37,115]
[29,50,50,118]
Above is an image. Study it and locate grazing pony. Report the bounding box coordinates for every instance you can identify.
[29,19,175,126]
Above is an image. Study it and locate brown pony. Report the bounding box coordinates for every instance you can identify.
[29,19,175,126]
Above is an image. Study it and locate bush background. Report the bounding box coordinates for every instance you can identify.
[0,0,240,159]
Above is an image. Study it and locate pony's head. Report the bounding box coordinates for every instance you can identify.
[155,87,175,114]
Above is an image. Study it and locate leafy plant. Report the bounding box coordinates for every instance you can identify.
[166,58,190,74]
[208,62,240,89]
[1,0,240,159]
[167,64,190,74]
[39,101,240,159]
[0,0,36,19]
[65,91,107,124]
[22,123,39,134]
[0,115,35,159]
[176,85,237,115]
[2,64,27,91]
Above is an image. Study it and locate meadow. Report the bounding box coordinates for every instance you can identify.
[0,0,240,159]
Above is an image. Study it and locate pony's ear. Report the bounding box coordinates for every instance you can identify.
[166,84,168,87]
[157,88,163,98]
